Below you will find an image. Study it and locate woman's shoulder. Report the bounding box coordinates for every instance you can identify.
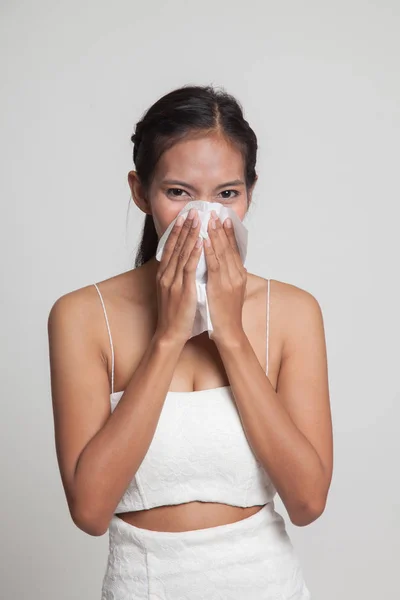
[270,277,322,316]
[248,272,320,303]
[47,269,136,332]
[248,273,324,331]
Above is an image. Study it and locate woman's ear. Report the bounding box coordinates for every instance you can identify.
[247,175,258,205]
[127,171,152,215]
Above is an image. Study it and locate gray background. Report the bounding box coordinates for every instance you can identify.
[1,1,399,598]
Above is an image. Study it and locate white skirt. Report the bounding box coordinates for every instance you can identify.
[101,500,312,599]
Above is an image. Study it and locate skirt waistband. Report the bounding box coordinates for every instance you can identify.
[102,501,312,599]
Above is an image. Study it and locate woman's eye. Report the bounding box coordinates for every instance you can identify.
[219,190,239,199]
[166,188,190,198]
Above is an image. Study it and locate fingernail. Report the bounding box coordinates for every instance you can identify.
[176,215,184,226]
[195,236,202,248]
[211,218,216,229]
[225,218,232,228]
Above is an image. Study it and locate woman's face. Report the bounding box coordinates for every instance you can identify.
[129,132,256,239]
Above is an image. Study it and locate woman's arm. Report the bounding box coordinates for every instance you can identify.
[48,287,184,537]
[214,282,333,527]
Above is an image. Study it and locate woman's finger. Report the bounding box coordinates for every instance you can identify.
[207,214,244,282]
[203,225,219,274]
[221,217,246,274]
[161,210,199,282]
[158,215,186,276]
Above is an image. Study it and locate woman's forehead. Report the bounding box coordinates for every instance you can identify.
[154,136,245,184]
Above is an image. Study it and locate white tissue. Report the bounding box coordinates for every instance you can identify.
[155,200,248,339]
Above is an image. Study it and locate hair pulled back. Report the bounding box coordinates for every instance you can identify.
[131,84,258,267]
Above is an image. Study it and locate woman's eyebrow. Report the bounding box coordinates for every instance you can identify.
[161,179,245,192]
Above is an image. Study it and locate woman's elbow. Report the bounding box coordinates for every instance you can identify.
[289,498,326,527]
[71,504,109,537]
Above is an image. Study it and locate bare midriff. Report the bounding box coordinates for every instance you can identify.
[115,502,266,532]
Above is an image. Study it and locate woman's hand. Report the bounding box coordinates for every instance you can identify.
[203,210,247,344]
[155,208,203,345]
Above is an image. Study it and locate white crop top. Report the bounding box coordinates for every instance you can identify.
[93,279,276,513]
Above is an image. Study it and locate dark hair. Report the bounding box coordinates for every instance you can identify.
[131,84,258,268]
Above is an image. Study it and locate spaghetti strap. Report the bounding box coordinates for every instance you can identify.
[93,283,115,395]
[266,279,271,376]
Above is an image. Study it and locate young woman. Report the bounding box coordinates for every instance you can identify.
[48,85,332,599]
